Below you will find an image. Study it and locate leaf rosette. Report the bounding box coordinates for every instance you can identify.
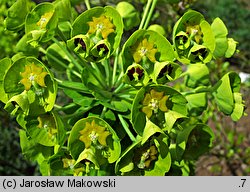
[69,6,123,62]
[173,10,215,64]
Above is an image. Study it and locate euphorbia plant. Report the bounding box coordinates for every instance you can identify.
[0,0,244,176]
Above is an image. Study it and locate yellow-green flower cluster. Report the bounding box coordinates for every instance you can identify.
[141,89,168,118]
[87,15,115,39]
[62,158,75,169]
[136,145,158,169]
[20,63,48,91]
[37,115,57,140]
[186,24,203,44]
[132,38,157,64]
[36,12,54,29]
[79,120,110,149]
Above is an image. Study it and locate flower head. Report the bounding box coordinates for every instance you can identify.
[20,63,48,91]
[141,89,168,118]
[186,24,203,44]
[87,15,115,39]
[62,158,75,169]
[79,120,111,149]
[132,38,157,63]
[135,145,158,169]
[37,115,57,140]
[37,12,53,29]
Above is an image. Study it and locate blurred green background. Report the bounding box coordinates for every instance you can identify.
[0,0,249,175]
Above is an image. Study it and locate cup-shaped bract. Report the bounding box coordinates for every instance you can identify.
[25,2,58,46]
[70,6,123,62]
[4,0,33,31]
[176,121,214,161]
[67,34,90,59]
[212,72,244,121]
[116,1,140,31]
[89,40,111,61]
[184,63,210,88]
[124,63,150,88]
[25,112,66,147]
[122,29,175,73]
[68,117,121,167]
[115,133,171,176]
[211,17,237,59]
[173,10,215,64]
[152,62,182,84]
[53,0,72,22]
[3,57,57,116]
[4,90,30,116]
[0,58,12,103]
[132,85,187,135]
[147,24,166,36]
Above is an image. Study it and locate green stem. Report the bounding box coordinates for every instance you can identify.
[66,131,71,135]
[39,47,46,54]
[113,83,124,94]
[103,59,111,89]
[54,78,91,94]
[90,61,106,84]
[118,114,136,142]
[181,86,213,96]
[54,104,62,109]
[112,48,119,86]
[57,27,67,42]
[51,54,81,78]
[85,0,91,10]
[139,0,153,29]
[74,54,107,89]
[39,47,81,78]
[100,106,107,118]
[54,103,77,112]
[52,37,83,72]
[114,74,124,88]
[143,0,158,30]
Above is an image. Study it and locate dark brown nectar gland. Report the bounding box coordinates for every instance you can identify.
[175,35,188,44]
[127,67,144,81]
[97,44,109,54]
[191,48,208,61]
[74,38,86,51]
[158,64,173,79]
